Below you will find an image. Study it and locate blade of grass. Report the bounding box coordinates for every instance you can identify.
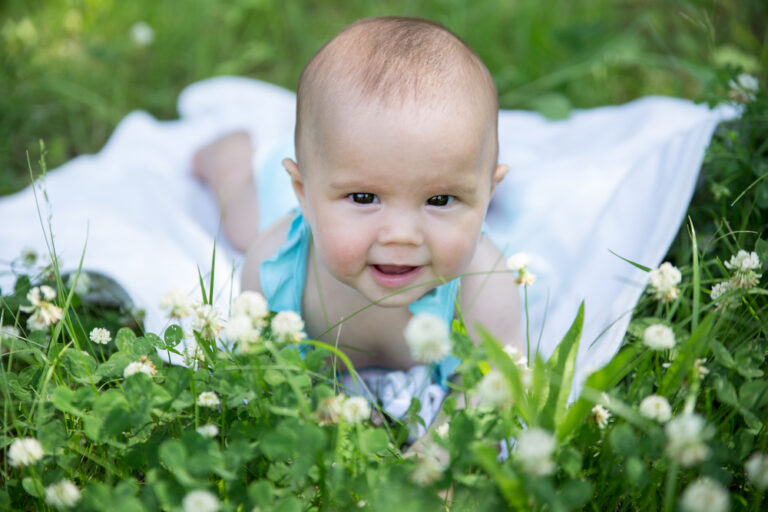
[608,249,652,272]
[478,327,533,425]
[688,217,700,332]
[208,240,216,306]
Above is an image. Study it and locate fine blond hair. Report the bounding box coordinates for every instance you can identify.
[295,16,499,162]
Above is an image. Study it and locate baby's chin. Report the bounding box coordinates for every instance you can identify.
[356,281,440,309]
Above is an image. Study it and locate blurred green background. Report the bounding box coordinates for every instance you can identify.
[1,0,765,195]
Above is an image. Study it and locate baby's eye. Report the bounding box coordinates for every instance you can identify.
[426,195,454,207]
[348,193,378,204]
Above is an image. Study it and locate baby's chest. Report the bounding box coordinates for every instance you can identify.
[301,292,417,371]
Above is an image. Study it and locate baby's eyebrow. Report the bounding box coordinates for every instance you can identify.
[328,173,480,194]
[328,178,371,191]
[440,179,477,195]
[426,175,480,196]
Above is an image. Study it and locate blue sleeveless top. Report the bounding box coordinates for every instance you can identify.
[260,211,461,388]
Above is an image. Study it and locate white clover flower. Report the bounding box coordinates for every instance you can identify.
[519,365,534,388]
[228,294,268,352]
[404,313,451,364]
[227,314,262,351]
[20,246,38,267]
[665,413,711,466]
[745,452,768,489]
[410,441,446,486]
[89,327,111,345]
[315,395,345,426]
[639,394,672,423]
[191,303,223,340]
[477,370,512,409]
[516,428,556,476]
[123,356,157,378]
[710,281,732,301]
[729,73,759,103]
[232,291,269,320]
[724,250,762,288]
[411,455,445,486]
[642,324,675,350]
[158,288,193,319]
[129,21,155,47]
[197,391,221,408]
[44,479,81,509]
[505,346,533,386]
[20,286,63,331]
[518,270,537,286]
[39,283,57,300]
[503,344,520,359]
[196,424,219,439]
[648,262,681,302]
[507,253,536,285]
[182,339,205,367]
[0,325,19,341]
[435,423,449,439]
[270,310,306,342]
[680,477,730,512]
[8,437,44,467]
[592,404,611,429]
[26,311,54,331]
[694,358,709,377]
[182,489,220,512]
[735,73,759,92]
[506,252,532,271]
[724,250,761,272]
[341,396,371,424]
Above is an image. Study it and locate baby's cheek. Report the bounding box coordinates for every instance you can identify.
[435,227,481,274]
[316,225,370,275]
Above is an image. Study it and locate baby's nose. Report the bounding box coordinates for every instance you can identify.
[377,210,424,246]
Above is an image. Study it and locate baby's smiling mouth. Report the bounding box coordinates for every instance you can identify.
[370,264,424,288]
[374,264,419,275]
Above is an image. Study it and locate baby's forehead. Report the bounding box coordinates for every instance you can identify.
[310,98,497,175]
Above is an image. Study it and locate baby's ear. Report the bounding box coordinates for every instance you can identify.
[491,163,509,192]
[282,158,306,205]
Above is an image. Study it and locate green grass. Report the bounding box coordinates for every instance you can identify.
[1,0,765,194]
[2,4,768,508]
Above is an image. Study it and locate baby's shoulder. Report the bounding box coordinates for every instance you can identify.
[241,213,294,294]
[461,234,514,293]
[459,235,523,348]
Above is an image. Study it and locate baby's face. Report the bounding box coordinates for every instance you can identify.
[288,99,506,306]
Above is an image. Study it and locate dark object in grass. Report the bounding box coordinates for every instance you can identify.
[61,269,144,332]
[62,270,133,310]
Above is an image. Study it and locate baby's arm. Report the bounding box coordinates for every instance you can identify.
[405,237,522,458]
[460,234,524,353]
[240,213,294,293]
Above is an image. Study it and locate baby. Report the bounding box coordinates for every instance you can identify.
[195,16,522,384]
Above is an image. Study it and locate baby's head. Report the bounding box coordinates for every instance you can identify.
[294,16,499,164]
[285,17,507,305]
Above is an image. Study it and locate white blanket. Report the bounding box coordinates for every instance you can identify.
[0,77,736,389]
